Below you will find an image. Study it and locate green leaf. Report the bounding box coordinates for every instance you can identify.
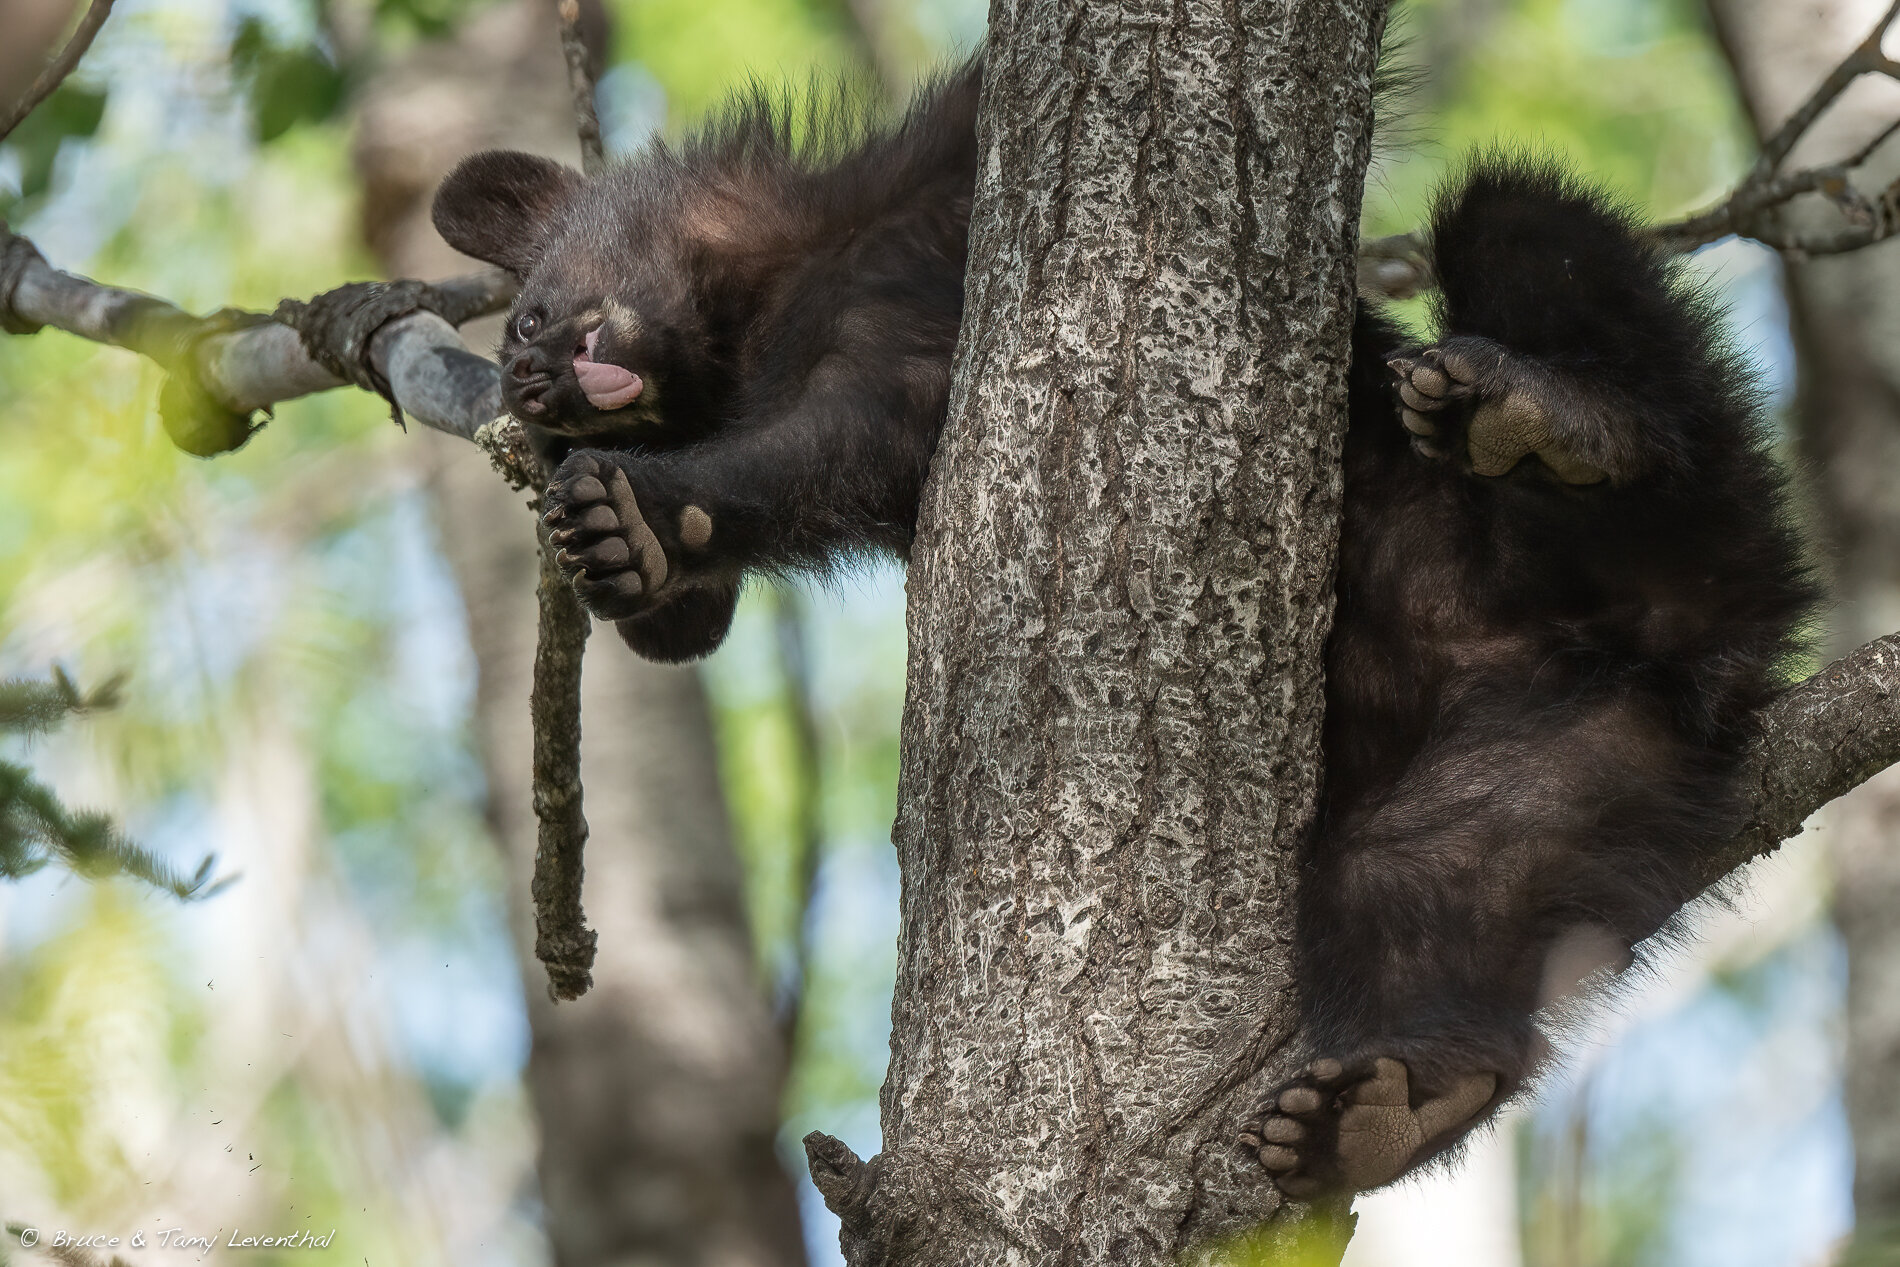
[0,81,108,218]
[227,17,347,143]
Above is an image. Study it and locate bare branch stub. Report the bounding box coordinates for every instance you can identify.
[0,0,116,143]
[476,417,541,491]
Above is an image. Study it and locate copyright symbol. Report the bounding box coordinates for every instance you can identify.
[19,1228,38,1248]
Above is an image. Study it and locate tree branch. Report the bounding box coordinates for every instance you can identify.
[1354,1,1900,300]
[524,0,612,1001]
[1,223,517,442]
[2,0,610,1000]
[1706,634,1900,889]
[0,0,114,142]
[3,216,611,998]
[530,529,596,1002]
[1647,0,1900,254]
[1748,0,1900,181]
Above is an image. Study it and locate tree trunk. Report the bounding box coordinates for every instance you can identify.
[0,0,79,107]
[807,3,1388,1261]
[1705,0,1900,1233]
[351,6,808,1264]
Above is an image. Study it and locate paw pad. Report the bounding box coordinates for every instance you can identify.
[1239,1056,1498,1198]
[679,505,713,549]
[544,453,670,620]
[1389,345,1606,486]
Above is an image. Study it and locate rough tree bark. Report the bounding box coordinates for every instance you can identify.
[351,6,807,1264]
[805,3,1388,1262]
[1706,0,1900,1235]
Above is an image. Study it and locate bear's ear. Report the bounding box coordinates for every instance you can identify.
[431,151,584,276]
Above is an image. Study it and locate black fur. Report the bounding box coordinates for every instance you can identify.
[433,62,980,661]
[432,71,1816,1191]
[1275,160,1816,1191]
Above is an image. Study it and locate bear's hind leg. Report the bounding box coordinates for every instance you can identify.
[1240,1057,1500,1198]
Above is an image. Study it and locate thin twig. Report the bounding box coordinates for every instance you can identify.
[1649,0,1900,254]
[1348,0,1900,286]
[1347,0,1900,284]
[529,522,597,1002]
[0,0,116,142]
[523,0,610,1000]
[1847,113,1900,169]
[1753,0,1900,180]
[1650,166,1840,252]
[1733,177,1900,257]
[555,0,604,176]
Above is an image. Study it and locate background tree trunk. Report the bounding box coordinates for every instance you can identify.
[809,2,1388,1261]
[0,0,79,109]
[351,6,808,1263]
[1704,0,1900,1237]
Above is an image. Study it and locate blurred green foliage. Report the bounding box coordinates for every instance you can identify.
[1840,1222,1900,1266]
[616,0,868,121]
[1371,0,1750,234]
[0,84,105,222]
[1519,1101,1683,1267]
[0,887,185,1211]
[1,667,224,898]
[0,2,522,1251]
[370,0,503,39]
[1200,1211,1357,1267]
[229,17,348,144]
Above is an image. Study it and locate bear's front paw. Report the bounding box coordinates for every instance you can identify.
[1390,341,1606,486]
[1388,348,1477,462]
[544,452,670,621]
[1239,1056,1498,1198]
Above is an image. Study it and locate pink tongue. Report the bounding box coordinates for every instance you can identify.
[576,361,643,409]
[575,327,643,410]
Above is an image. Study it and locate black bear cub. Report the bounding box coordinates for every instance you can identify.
[1237,165,1813,1195]
[431,62,1815,1196]
[432,66,979,662]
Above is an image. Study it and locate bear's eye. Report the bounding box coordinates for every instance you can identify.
[513,311,543,341]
